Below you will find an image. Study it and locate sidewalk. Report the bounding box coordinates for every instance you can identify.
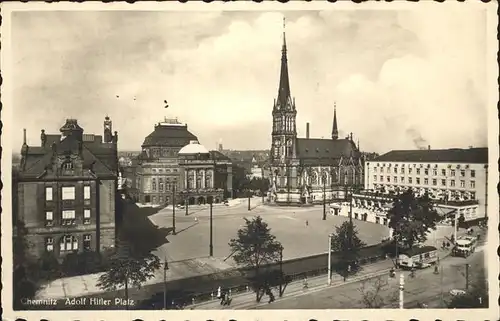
[191,259,395,310]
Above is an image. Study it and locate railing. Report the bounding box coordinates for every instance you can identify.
[155,253,390,309]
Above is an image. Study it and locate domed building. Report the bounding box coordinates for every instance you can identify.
[134,117,233,205]
[178,140,233,205]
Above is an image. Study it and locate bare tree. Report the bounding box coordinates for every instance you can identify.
[358,276,398,308]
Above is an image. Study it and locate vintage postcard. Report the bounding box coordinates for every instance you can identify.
[1,1,498,320]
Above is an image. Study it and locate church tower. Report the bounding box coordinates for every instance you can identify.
[332,102,339,140]
[271,18,297,164]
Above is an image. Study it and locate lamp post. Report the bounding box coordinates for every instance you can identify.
[327,233,333,285]
[163,256,169,310]
[261,165,265,204]
[248,189,251,211]
[172,184,176,235]
[399,272,404,309]
[322,173,327,220]
[209,198,213,257]
[279,245,284,297]
[185,194,189,216]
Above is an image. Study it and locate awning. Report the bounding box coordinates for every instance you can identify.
[435,207,457,217]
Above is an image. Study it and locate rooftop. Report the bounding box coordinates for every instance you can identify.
[374,148,488,164]
[142,118,197,148]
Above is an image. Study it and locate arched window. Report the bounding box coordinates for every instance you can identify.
[159,178,164,192]
[60,235,78,252]
[196,171,203,189]
[188,171,195,189]
[205,171,212,189]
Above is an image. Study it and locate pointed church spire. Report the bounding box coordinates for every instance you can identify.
[332,102,339,140]
[277,16,291,109]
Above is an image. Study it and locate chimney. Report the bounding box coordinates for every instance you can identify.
[428,145,431,150]
[306,123,310,139]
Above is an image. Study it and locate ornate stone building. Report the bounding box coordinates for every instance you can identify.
[134,118,233,205]
[178,141,233,205]
[269,25,364,205]
[14,117,119,258]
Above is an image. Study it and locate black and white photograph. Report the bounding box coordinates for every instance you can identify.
[2,2,498,320]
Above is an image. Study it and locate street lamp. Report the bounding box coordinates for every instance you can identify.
[248,189,251,211]
[327,233,333,285]
[322,172,327,220]
[209,197,214,257]
[172,183,176,235]
[163,256,169,310]
[279,245,284,297]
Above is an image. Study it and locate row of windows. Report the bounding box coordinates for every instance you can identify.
[152,179,178,192]
[45,209,91,226]
[151,168,178,173]
[374,176,476,188]
[371,184,477,200]
[374,167,476,178]
[45,234,92,252]
[45,186,91,201]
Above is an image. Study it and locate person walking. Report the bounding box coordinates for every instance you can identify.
[305,220,309,227]
[302,277,308,290]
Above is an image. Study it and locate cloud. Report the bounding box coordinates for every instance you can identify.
[11,9,488,154]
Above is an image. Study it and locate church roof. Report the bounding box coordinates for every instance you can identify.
[296,138,361,165]
[142,122,197,148]
[375,148,488,164]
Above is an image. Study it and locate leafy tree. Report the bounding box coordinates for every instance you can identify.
[387,188,441,249]
[330,221,366,280]
[97,239,161,309]
[358,276,398,308]
[228,216,283,302]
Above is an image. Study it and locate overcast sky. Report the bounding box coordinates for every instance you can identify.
[11,8,488,153]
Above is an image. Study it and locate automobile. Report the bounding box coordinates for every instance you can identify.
[176,204,185,209]
[449,289,467,297]
[415,261,432,269]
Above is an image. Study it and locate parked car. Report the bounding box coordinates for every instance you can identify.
[449,289,467,297]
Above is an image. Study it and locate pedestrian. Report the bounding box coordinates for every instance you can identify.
[305,220,309,227]
[442,241,446,249]
[303,277,308,289]
[446,241,450,249]
[217,286,221,299]
[195,216,198,223]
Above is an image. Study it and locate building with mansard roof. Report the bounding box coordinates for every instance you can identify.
[14,117,119,259]
[269,23,364,205]
[133,117,233,205]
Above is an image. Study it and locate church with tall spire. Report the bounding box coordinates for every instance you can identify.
[269,18,364,205]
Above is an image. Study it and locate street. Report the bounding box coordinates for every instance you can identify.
[251,246,485,309]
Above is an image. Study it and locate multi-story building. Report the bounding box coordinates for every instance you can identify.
[268,23,364,205]
[134,118,197,205]
[360,147,488,223]
[14,117,119,258]
[178,140,233,205]
[134,117,233,205]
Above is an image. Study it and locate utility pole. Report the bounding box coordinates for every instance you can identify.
[248,190,251,211]
[261,166,265,204]
[322,174,326,220]
[185,196,189,216]
[279,246,284,297]
[163,256,169,310]
[399,272,404,309]
[454,209,458,242]
[465,263,470,291]
[172,184,176,235]
[209,200,213,257]
[327,233,332,285]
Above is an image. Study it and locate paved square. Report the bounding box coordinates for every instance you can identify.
[148,198,390,264]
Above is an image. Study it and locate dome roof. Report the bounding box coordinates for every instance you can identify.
[178,140,209,155]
